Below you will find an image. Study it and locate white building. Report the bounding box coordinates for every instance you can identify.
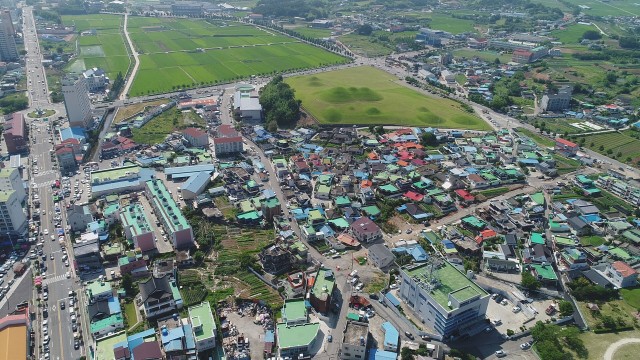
[398,262,490,339]
[234,90,262,121]
[341,321,368,360]
[0,168,25,203]
[62,75,93,128]
[0,189,27,238]
[0,10,17,61]
[82,67,109,92]
[597,261,638,289]
[188,302,217,351]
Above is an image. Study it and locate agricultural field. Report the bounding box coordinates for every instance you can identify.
[427,14,476,34]
[62,15,131,78]
[337,33,393,57]
[131,107,206,144]
[550,24,596,45]
[286,66,490,129]
[573,130,640,166]
[124,18,347,96]
[212,225,283,308]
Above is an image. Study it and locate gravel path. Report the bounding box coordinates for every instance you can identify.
[603,338,640,360]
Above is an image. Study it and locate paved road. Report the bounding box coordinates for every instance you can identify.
[120,11,139,100]
[603,338,640,360]
[22,6,83,360]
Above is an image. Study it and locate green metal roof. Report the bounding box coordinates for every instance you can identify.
[530,232,545,245]
[530,264,558,280]
[282,299,307,324]
[188,302,216,342]
[276,322,319,349]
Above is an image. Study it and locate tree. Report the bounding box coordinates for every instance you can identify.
[558,300,574,317]
[521,271,541,291]
[194,250,205,264]
[122,274,134,296]
[582,30,602,40]
[357,24,373,36]
[421,132,438,147]
[619,36,640,49]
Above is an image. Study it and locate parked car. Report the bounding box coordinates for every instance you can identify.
[495,350,506,358]
[520,341,532,350]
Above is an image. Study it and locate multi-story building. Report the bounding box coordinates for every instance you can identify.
[554,137,579,156]
[55,146,77,172]
[182,127,208,147]
[3,113,27,154]
[0,190,26,238]
[0,168,25,203]
[137,274,183,318]
[82,67,109,92]
[0,10,17,61]
[260,244,292,275]
[120,203,156,252]
[541,86,572,112]
[341,321,368,360]
[511,49,533,64]
[415,28,443,46]
[398,261,490,339]
[73,232,101,268]
[145,179,194,249]
[597,261,638,289]
[309,268,336,313]
[349,217,382,243]
[188,301,217,352]
[233,89,262,121]
[171,2,204,16]
[62,75,92,128]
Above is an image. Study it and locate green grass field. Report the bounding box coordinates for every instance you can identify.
[337,33,393,57]
[428,15,476,34]
[551,24,596,44]
[452,49,512,63]
[131,108,206,144]
[62,15,130,79]
[124,18,347,96]
[621,288,640,309]
[286,66,489,129]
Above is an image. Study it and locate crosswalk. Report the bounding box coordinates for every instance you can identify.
[42,274,66,285]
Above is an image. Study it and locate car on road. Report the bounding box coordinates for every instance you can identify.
[327,335,332,342]
[42,335,50,345]
[42,292,48,301]
[60,300,65,310]
[520,341,532,350]
[74,340,80,349]
[404,331,414,340]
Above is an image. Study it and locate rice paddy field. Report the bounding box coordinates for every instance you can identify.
[62,15,131,78]
[286,66,490,129]
[125,18,348,96]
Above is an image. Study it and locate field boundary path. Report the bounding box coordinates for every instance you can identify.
[603,338,640,360]
[120,12,140,100]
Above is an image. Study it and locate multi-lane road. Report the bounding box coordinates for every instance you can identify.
[21,6,83,360]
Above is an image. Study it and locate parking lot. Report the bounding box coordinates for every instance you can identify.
[485,295,531,335]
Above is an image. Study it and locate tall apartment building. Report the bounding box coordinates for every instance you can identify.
[0,168,25,203]
[0,190,27,238]
[0,10,17,61]
[398,261,489,339]
[62,75,93,128]
[541,85,572,112]
[145,179,194,249]
[3,112,27,154]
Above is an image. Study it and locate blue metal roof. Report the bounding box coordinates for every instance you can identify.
[370,349,398,360]
[381,321,399,349]
[182,171,210,194]
[385,293,400,307]
[164,164,216,176]
[60,127,86,142]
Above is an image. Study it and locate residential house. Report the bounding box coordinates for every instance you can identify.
[349,217,382,243]
[368,244,395,270]
[137,275,184,318]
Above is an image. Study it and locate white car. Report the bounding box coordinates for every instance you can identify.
[43,229,49,235]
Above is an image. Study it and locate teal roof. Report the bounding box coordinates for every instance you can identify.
[530,232,545,245]
[277,322,319,349]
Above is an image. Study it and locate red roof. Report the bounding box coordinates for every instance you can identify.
[404,191,424,202]
[218,124,239,137]
[214,136,242,144]
[183,127,207,138]
[55,147,73,155]
[612,261,636,277]
[555,137,578,148]
[513,49,533,56]
[5,112,25,137]
[455,189,475,201]
[61,138,80,145]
